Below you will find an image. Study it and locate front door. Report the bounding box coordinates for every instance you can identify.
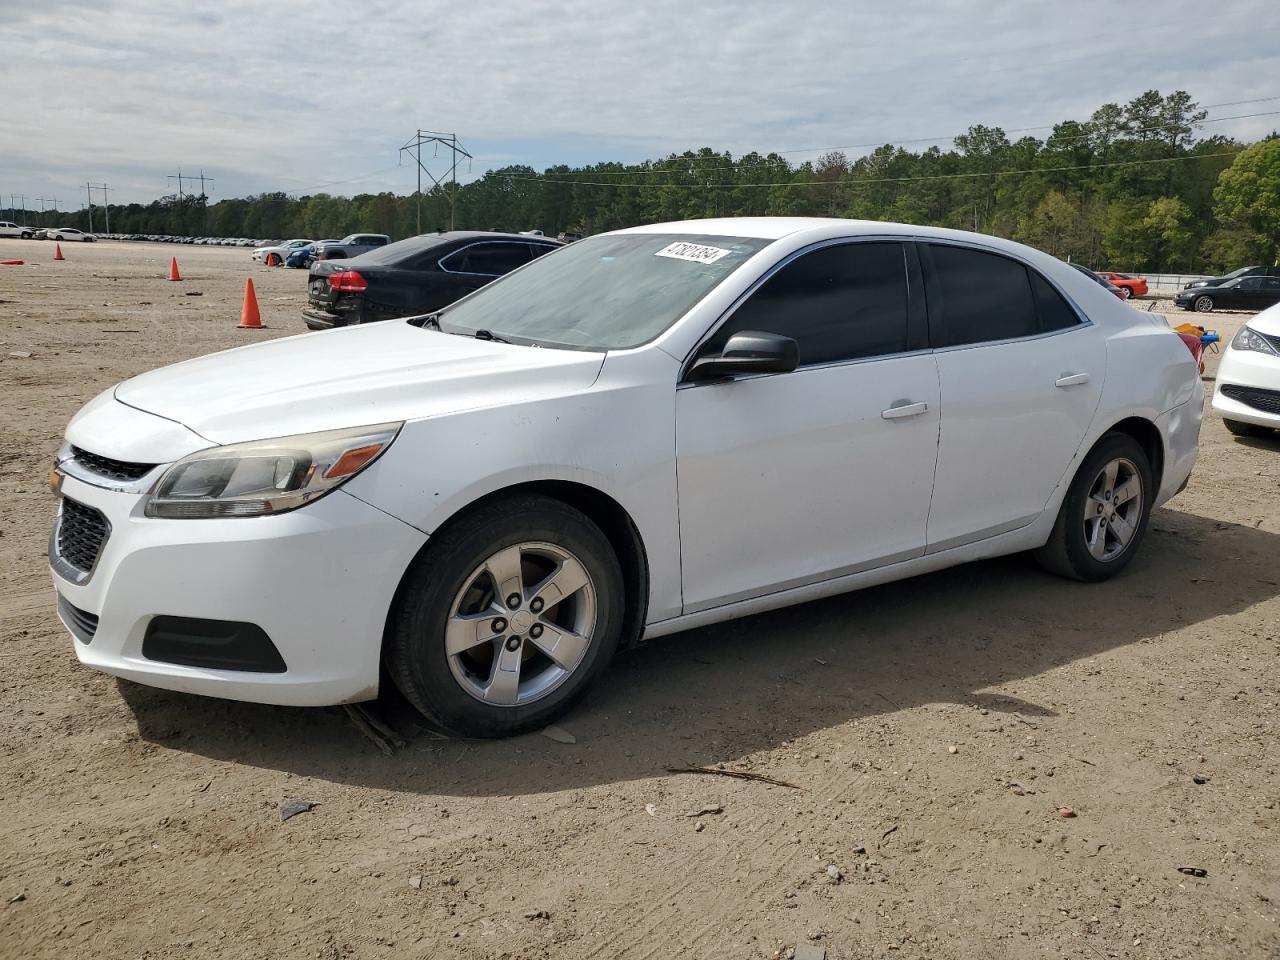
[675,240,941,613]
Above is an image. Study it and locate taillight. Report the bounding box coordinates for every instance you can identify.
[328,271,368,293]
[1175,331,1205,373]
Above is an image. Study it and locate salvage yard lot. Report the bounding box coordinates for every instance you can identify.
[1,239,1278,959]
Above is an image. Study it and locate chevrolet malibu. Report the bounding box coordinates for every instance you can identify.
[50,218,1202,737]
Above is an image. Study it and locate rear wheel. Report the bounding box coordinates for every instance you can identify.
[1194,295,1215,313]
[1035,432,1154,581]
[385,495,624,738]
[1119,286,1132,299]
[1223,418,1273,438]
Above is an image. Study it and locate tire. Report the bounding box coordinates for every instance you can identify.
[1223,418,1273,438]
[266,252,280,266]
[1119,286,1132,299]
[1193,295,1215,313]
[385,494,625,738]
[20,232,31,240]
[1034,432,1154,582]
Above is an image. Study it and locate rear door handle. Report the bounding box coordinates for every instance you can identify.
[1055,373,1091,388]
[881,401,929,420]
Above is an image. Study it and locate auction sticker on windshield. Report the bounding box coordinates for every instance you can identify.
[654,241,732,264]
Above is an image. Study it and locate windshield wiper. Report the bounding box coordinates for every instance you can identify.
[413,312,441,330]
[473,328,511,344]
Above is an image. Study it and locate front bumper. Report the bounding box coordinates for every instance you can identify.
[1212,347,1280,427]
[50,475,427,706]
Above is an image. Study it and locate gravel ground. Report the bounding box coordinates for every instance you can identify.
[1,239,1278,960]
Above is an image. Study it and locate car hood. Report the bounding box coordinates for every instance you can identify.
[114,320,606,444]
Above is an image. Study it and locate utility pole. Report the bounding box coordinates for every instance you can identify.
[35,196,55,227]
[399,129,472,233]
[87,183,111,233]
[168,169,185,202]
[10,194,26,223]
[86,182,95,233]
[196,170,214,232]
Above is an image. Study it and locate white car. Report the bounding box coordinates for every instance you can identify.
[49,218,1201,737]
[253,238,312,265]
[1211,303,1280,437]
[0,221,34,239]
[48,227,96,242]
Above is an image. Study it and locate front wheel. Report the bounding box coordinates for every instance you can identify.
[1035,432,1154,581]
[385,495,624,738]
[1223,418,1273,438]
[1194,295,1215,313]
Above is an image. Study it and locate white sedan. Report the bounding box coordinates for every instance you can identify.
[252,238,312,265]
[1211,302,1280,436]
[48,227,96,242]
[49,218,1201,737]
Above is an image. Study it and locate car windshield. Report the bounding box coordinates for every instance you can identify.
[435,233,773,350]
[1222,267,1254,279]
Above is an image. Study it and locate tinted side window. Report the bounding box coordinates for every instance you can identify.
[704,242,909,366]
[1237,277,1263,290]
[1030,271,1081,332]
[930,245,1039,346]
[442,243,532,276]
[529,243,558,260]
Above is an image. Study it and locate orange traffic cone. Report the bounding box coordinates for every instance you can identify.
[53,244,64,261]
[238,278,263,329]
[167,257,182,281]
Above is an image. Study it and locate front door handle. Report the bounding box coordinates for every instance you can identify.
[881,400,929,420]
[1055,373,1091,388]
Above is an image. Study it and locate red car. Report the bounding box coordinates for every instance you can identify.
[1095,271,1148,299]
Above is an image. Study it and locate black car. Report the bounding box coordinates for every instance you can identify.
[1175,275,1280,313]
[303,232,563,330]
[1183,266,1280,290]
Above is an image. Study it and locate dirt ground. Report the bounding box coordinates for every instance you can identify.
[1,239,1278,960]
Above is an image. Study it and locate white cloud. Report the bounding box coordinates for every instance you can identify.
[2,0,1276,208]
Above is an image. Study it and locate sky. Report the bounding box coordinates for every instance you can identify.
[1,0,1278,216]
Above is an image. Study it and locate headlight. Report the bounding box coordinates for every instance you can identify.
[144,422,401,519]
[1230,325,1279,357]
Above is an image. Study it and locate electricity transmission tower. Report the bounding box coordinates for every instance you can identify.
[35,195,58,226]
[87,183,111,233]
[399,129,472,233]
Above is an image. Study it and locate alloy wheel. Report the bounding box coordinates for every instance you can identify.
[1083,457,1143,562]
[445,541,597,706]
[1194,296,1214,313]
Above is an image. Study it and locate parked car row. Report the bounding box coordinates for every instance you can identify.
[1177,266,1280,313]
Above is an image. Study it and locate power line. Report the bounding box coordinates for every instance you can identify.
[500,104,1280,182]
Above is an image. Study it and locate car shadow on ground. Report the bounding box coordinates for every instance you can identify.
[119,506,1280,796]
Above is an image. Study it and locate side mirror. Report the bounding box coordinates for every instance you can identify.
[687,330,800,381]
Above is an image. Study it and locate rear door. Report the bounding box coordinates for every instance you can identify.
[921,242,1106,551]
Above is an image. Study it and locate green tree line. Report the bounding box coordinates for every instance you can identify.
[29,90,1280,272]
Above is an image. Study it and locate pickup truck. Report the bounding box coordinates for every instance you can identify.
[313,233,391,262]
[0,221,35,239]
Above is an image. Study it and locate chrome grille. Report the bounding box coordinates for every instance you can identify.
[57,498,110,575]
[70,446,157,483]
